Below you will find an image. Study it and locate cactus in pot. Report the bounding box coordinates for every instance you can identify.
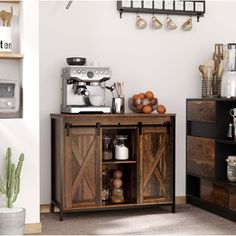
[0,147,24,208]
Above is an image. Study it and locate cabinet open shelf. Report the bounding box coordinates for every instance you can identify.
[216,139,236,145]
[0,53,23,59]
[102,160,137,164]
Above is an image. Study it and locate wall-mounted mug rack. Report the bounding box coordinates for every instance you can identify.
[117,1,206,22]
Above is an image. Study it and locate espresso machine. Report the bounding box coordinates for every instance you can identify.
[61,66,112,113]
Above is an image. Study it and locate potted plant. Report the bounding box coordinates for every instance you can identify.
[0,147,25,235]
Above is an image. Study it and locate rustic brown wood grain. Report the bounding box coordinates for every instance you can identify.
[187,136,214,178]
[213,184,228,208]
[64,128,97,208]
[229,187,236,211]
[187,101,215,122]
[50,114,175,212]
[200,179,213,202]
[50,113,173,126]
[142,127,169,202]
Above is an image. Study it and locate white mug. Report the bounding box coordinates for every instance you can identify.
[230,108,236,118]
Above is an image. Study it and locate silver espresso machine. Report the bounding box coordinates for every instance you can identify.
[61,66,112,113]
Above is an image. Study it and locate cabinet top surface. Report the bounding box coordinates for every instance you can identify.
[51,113,176,118]
[187,98,236,101]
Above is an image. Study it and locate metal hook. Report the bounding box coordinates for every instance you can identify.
[66,0,73,9]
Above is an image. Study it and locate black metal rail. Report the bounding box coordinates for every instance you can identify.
[117,1,205,22]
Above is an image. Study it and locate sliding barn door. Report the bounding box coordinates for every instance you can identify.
[64,127,100,208]
[140,126,173,204]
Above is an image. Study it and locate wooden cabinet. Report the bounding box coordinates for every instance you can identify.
[51,113,175,220]
[186,98,236,222]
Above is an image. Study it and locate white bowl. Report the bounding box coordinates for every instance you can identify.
[89,95,105,106]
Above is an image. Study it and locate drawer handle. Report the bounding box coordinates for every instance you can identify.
[198,144,202,148]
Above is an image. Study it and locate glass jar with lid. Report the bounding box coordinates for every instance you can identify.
[114,135,129,160]
[102,136,113,161]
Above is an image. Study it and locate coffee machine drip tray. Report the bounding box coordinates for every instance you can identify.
[62,105,111,114]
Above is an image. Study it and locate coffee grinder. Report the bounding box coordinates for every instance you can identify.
[61,66,112,113]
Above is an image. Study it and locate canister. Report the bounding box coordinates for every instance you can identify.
[226,155,236,182]
[102,136,113,161]
[114,135,129,160]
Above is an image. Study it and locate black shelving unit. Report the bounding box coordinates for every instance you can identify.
[186,98,236,221]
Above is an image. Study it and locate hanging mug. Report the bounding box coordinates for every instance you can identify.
[182,17,192,31]
[166,16,177,30]
[152,16,162,29]
[136,15,147,29]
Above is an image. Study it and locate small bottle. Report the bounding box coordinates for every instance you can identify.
[102,169,110,205]
[227,123,233,139]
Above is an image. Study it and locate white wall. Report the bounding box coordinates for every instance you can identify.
[39,1,236,203]
[0,1,39,224]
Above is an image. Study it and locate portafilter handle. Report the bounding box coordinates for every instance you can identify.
[81,90,90,96]
[72,84,90,96]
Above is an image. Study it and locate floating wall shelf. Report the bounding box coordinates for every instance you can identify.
[0,0,21,3]
[0,53,23,59]
[117,1,206,21]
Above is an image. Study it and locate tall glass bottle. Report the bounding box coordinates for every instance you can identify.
[221,43,236,98]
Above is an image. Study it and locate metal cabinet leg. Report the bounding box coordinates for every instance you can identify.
[172,203,175,213]
[59,210,64,221]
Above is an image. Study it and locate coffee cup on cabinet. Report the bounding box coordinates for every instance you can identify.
[230,108,236,118]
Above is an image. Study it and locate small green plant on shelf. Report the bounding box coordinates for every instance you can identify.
[0,147,24,208]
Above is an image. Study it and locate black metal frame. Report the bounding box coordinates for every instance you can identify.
[186,98,236,222]
[117,1,205,22]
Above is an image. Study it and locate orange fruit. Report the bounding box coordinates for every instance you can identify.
[138,93,145,99]
[149,97,158,106]
[136,104,144,112]
[156,104,166,114]
[145,91,154,100]
[131,95,139,107]
[143,105,153,114]
[132,94,139,102]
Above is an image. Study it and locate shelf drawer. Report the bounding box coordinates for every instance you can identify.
[187,136,214,178]
[229,186,236,211]
[187,101,215,122]
[200,179,213,202]
[200,180,228,208]
[214,184,228,208]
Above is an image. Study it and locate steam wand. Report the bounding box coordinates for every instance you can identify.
[106,85,116,98]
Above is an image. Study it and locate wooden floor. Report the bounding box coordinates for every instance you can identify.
[37,204,236,235]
